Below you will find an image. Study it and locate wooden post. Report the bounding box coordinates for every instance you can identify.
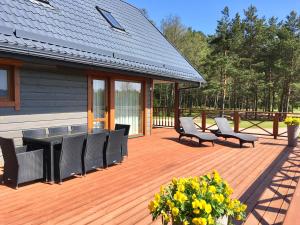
[87,74,93,131]
[201,111,206,132]
[233,111,240,133]
[273,113,279,139]
[174,82,180,131]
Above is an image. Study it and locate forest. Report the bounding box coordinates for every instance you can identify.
[148,6,300,113]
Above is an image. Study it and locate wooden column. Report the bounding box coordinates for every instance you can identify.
[108,78,115,130]
[87,74,93,130]
[174,82,180,131]
[150,79,154,135]
[201,111,206,132]
[233,111,240,133]
[14,66,20,111]
[273,113,279,139]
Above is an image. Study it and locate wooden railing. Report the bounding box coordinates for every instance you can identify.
[153,107,175,127]
[153,107,300,139]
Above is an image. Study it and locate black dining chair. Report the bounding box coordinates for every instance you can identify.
[54,134,85,183]
[104,129,125,167]
[48,126,69,135]
[0,137,44,189]
[82,132,107,175]
[115,124,130,157]
[71,124,88,133]
[22,128,47,138]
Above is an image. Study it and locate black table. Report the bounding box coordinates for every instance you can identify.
[22,129,109,183]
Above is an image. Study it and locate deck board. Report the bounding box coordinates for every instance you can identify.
[0,128,299,225]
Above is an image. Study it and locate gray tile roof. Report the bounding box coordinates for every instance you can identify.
[0,0,205,83]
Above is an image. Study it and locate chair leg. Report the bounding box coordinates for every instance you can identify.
[178,134,182,142]
[252,142,255,148]
[239,140,243,148]
[212,141,214,147]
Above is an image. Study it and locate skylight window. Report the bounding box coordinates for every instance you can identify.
[96,6,125,31]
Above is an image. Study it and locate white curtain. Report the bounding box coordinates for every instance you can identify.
[115,81,142,135]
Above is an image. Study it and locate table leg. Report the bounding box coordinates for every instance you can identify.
[49,144,54,183]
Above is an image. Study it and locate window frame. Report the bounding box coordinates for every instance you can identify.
[0,59,21,110]
[0,66,11,101]
[96,6,125,31]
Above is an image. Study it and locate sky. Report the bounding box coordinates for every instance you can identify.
[126,0,300,35]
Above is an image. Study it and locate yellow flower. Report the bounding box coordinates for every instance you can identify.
[191,181,200,191]
[236,214,242,221]
[205,204,212,214]
[199,199,207,210]
[192,199,200,209]
[178,184,185,192]
[172,177,178,185]
[174,191,188,203]
[208,185,216,194]
[172,207,179,217]
[208,215,214,224]
[241,204,247,211]
[192,194,197,200]
[183,221,189,225]
[162,211,170,222]
[160,185,165,194]
[148,200,159,212]
[202,180,208,187]
[167,200,175,208]
[193,209,200,214]
[154,193,161,202]
[213,170,222,184]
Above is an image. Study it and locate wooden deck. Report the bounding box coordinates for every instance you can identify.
[0,128,299,225]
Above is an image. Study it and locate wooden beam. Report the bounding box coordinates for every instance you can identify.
[87,74,93,130]
[108,78,115,130]
[201,111,206,132]
[150,79,154,135]
[14,67,20,111]
[273,113,279,139]
[233,111,240,133]
[174,82,180,131]
[143,80,147,135]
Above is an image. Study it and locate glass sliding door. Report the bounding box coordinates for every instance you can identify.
[93,79,107,129]
[115,81,143,135]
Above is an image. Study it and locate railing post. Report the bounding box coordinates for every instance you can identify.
[273,113,279,139]
[234,111,240,133]
[174,83,180,131]
[202,111,206,132]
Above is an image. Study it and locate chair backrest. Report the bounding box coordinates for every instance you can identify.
[179,117,199,134]
[215,117,233,133]
[0,137,18,167]
[22,128,46,138]
[115,124,130,136]
[106,129,125,154]
[48,126,69,135]
[60,134,85,164]
[71,124,88,133]
[84,132,107,158]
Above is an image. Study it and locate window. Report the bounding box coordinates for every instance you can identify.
[0,69,9,98]
[115,81,143,135]
[96,6,125,31]
[0,61,21,110]
[37,0,50,4]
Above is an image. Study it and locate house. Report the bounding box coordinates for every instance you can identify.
[0,0,204,155]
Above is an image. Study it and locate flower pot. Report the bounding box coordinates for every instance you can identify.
[216,215,228,225]
[287,125,300,147]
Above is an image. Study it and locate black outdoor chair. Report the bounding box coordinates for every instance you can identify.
[115,124,130,157]
[22,128,47,138]
[48,126,69,135]
[178,117,218,146]
[71,124,88,133]
[105,129,125,167]
[212,117,258,147]
[82,132,107,175]
[0,137,44,189]
[54,134,85,183]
